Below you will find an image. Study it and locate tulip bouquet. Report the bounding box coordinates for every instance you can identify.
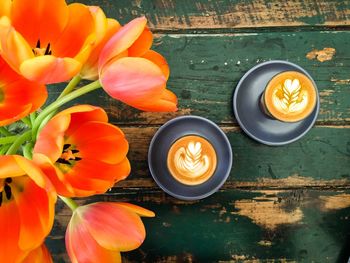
[0,0,177,262]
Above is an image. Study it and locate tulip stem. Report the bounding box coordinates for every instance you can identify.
[0,135,19,145]
[32,80,102,139]
[6,130,31,155]
[30,112,37,126]
[21,116,32,127]
[58,75,82,99]
[59,196,79,211]
[0,127,12,136]
[22,142,33,159]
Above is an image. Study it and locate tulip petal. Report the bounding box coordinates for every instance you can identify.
[116,203,155,218]
[0,57,47,126]
[80,18,121,80]
[11,0,69,47]
[0,155,26,178]
[52,3,95,59]
[22,244,53,263]
[66,121,128,164]
[100,57,166,106]
[0,17,34,73]
[55,105,108,136]
[98,17,147,69]
[34,114,70,163]
[128,27,153,57]
[66,214,121,263]
[12,178,54,251]
[0,0,11,18]
[79,203,146,251]
[135,88,178,112]
[20,55,81,84]
[63,158,130,196]
[142,50,170,79]
[0,198,23,263]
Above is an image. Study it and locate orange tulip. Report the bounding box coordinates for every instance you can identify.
[66,202,155,263]
[22,244,53,263]
[98,17,177,112]
[0,155,56,263]
[80,8,121,80]
[0,0,99,84]
[0,56,47,126]
[33,105,130,197]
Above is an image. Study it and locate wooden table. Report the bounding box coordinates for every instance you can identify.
[50,1,350,262]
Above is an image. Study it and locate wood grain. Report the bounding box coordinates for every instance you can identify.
[112,126,350,188]
[48,189,350,262]
[74,0,350,30]
[50,31,350,125]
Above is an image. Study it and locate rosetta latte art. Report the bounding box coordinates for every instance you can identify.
[272,78,308,114]
[174,141,210,178]
[167,135,217,185]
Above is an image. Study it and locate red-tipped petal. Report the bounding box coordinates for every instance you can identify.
[100,57,166,106]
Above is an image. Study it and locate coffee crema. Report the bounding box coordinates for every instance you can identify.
[167,135,217,185]
[263,71,317,122]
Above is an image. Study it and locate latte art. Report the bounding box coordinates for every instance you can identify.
[263,71,317,122]
[174,141,210,178]
[167,136,217,185]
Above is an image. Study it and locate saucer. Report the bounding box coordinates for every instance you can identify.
[233,60,320,146]
[148,115,232,200]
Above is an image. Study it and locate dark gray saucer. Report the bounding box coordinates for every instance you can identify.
[148,115,232,200]
[233,60,320,146]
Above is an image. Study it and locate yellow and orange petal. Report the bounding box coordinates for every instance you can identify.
[0,0,97,84]
[66,202,154,263]
[80,18,121,80]
[22,244,53,263]
[0,155,56,263]
[33,105,130,197]
[98,17,148,70]
[0,56,47,126]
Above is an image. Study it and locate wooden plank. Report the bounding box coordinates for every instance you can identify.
[49,31,350,125]
[109,126,350,189]
[74,0,350,30]
[47,189,350,262]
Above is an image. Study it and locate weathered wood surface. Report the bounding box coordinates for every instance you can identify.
[51,31,350,125]
[48,189,350,263]
[48,0,350,262]
[76,0,350,30]
[116,126,350,188]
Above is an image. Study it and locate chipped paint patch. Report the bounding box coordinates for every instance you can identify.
[233,195,303,230]
[306,47,336,62]
[320,194,350,211]
[258,240,272,246]
[331,78,350,85]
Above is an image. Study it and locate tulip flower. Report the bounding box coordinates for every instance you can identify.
[80,9,121,80]
[98,17,177,112]
[0,0,99,84]
[0,56,47,126]
[0,155,56,263]
[22,244,53,263]
[66,202,155,263]
[33,105,130,197]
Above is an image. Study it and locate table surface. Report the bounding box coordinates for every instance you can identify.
[49,1,350,262]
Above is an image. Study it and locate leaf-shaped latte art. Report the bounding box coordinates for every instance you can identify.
[174,141,210,178]
[272,78,308,113]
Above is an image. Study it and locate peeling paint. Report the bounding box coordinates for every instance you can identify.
[233,196,303,230]
[306,47,336,62]
[320,194,350,211]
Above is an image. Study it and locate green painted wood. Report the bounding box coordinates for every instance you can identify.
[47,189,350,262]
[49,31,350,125]
[114,126,350,188]
[72,0,350,30]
